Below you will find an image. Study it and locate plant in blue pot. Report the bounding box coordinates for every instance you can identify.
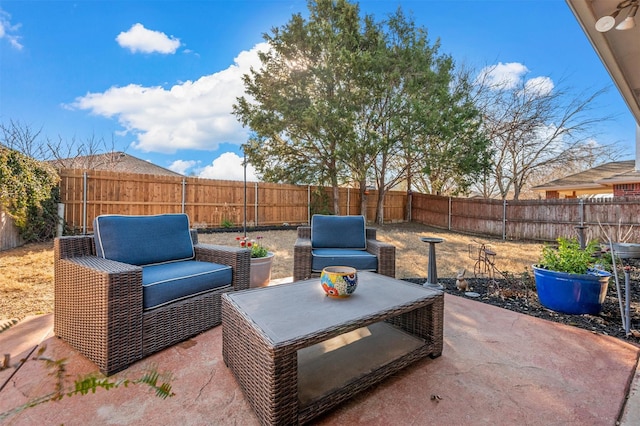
[532,237,611,315]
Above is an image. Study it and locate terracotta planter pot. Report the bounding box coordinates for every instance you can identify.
[250,252,274,288]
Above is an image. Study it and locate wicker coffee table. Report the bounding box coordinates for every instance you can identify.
[222,271,444,425]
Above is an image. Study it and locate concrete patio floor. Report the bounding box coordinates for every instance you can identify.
[2,289,640,425]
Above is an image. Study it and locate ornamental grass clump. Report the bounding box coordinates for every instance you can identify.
[539,237,601,275]
[236,236,269,258]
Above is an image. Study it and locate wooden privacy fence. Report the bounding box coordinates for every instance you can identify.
[4,169,640,250]
[57,169,408,233]
[0,209,23,251]
[412,193,640,242]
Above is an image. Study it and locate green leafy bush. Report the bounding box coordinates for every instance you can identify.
[20,186,63,242]
[539,237,601,274]
[0,147,60,241]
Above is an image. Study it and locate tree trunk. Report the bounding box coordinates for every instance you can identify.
[405,169,412,221]
[332,184,340,215]
[359,179,367,220]
[376,188,386,225]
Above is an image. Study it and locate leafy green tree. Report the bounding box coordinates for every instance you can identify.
[234,0,491,219]
[235,0,368,213]
[360,13,490,221]
[414,66,492,196]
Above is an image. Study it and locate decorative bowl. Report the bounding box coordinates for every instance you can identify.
[320,266,358,297]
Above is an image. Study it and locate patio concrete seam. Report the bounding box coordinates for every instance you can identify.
[0,343,39,393]
[617,351,640,424]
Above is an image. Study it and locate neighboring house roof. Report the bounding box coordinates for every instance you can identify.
[532,160,636,191]
[48,152,183,177]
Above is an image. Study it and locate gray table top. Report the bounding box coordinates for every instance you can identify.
[225,271,441,345]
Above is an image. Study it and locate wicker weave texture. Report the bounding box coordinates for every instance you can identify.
[54,234,250,375]
[222,275,444,425]
[293,225,396,281]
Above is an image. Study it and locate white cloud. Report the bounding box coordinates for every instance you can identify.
[116,23,181,54]
[168,159,198,175]
[0,10,23,50]
[523,76,554,97]
[71,42,270,154]
[477,62,555,99]
[476,62,529,90]
[199,152,258,181]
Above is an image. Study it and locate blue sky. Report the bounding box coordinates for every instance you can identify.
[0,0,636,181]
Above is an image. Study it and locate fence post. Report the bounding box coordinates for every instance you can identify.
[57,203,65,237]
[181,178,186,213]
[448,197,452,231]
[254,182,258,227]
[502,199,507,241]
[83,172,88,235]
[347,187,350,216]
[308,185,311,224]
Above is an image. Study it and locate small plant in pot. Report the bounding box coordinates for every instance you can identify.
[532,237,611,315]
[236,235,274,288]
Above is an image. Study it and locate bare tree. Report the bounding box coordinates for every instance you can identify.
[47,133,122,168]
[0,119,48,159]
[1,119,123,168]
[472,68,619,200]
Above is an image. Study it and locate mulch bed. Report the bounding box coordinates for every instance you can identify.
[404,265,640,347]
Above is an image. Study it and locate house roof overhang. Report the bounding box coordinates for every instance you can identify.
[566,0,640,125]
[597,170,640,184]
[533,183,610,192]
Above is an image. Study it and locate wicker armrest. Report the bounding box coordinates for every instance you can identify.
[293,237,312,281]
[365,227,377,239]
[55,235,96,259]
[297,226,311,239]
[367,239,396,278]
[54,255,144,375]
[194,244,250,291]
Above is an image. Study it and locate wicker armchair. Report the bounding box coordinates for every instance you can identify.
[54,229,250,376]
[293,215,396,281]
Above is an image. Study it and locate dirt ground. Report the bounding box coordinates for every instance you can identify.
[0,222,540,321]
[3,222,639,345]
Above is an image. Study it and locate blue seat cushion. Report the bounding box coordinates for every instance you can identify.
[311,215,366,249]
[311,248,378,272]
[142,260,232,310]
[94,214,194,266]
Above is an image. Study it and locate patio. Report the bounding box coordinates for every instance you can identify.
[1,279,639,425]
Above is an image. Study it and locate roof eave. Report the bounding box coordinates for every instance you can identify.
[532,183,610,192]
[565,0,640,125]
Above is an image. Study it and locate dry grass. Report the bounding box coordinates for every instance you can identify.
[0,222,542,321]
[0,242,55,321]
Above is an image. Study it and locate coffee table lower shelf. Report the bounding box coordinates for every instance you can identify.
[297,321,434,423]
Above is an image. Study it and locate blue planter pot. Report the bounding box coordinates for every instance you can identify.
[532,265,611,315]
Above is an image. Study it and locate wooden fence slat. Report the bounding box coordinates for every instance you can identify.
[0,210,24,251]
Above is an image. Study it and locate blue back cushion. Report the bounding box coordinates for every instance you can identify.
[94,214,195,266]
[311,215,366,249]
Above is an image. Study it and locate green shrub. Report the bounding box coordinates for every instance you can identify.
[539,237,600,274]
[0,147,60,241]
[310,187,332,216]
